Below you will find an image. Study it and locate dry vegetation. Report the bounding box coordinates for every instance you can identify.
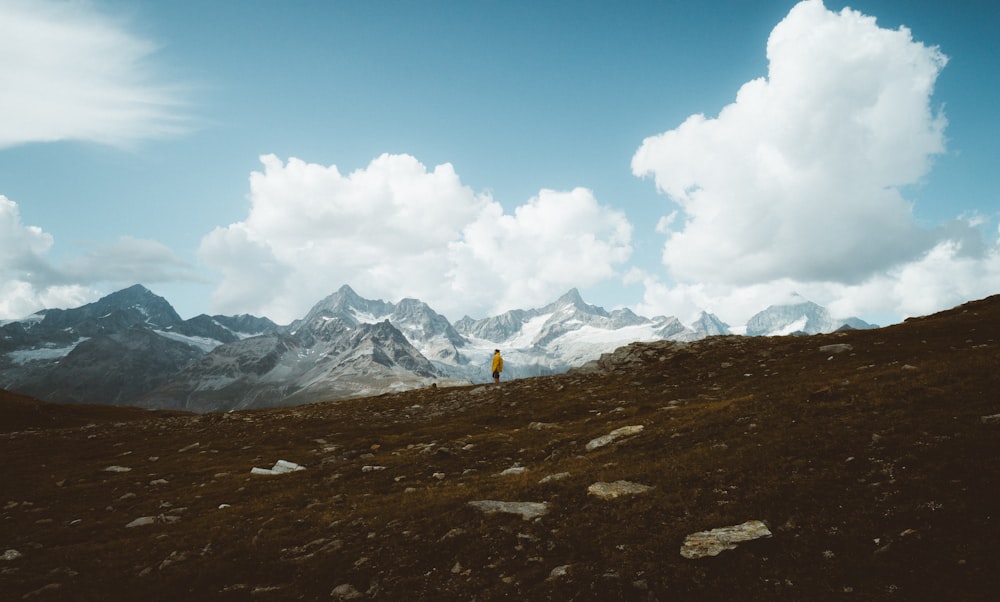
[3,295,1000,600]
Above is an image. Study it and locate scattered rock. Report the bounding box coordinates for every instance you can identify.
[497,465,526,476]
[539,472,570,484]
[585,425,644,451]
[158,550,187,570]
[3,548,22,560]
[251,460,305,475]
[981,413,1000,425]
[125,515,180,528]
[103,465,131,473]
[468,500,548,521]
[587,480,653,500]
[819,343,853,354]
[547,564,571,580]
[22,583,61,598]
[680,520,772,559]
[331,583,364,599]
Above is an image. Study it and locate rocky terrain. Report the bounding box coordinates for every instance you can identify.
[2,294,998,600]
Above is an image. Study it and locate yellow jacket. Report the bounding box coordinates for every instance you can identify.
[491,353,503,373]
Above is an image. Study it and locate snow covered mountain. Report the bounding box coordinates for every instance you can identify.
[137,316,451,413]
[0,284,876,412]
[451,289,705,380]
[294,285,467,364]
[744,294,876,336]
[0,285,278,405]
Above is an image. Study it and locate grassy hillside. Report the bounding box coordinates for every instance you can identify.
[3,295,1000,600]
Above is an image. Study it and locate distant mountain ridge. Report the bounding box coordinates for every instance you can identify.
[0,284,875,411]
[743,294,875,336]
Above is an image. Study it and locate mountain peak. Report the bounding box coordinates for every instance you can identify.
[545,288,610,320]
[557,288,584,304]
[67,284,182,329]
[335,284,360,298]
[302,285,393,327]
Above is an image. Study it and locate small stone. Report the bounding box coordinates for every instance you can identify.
[819,343,853,354]
[587,481,653,500]
[585,425,644,451]
[539,472,570,484]
[331,583,363,599]
[680,520,772,559]
[22,583,61,597]
[3,549,22,560]
[126,516,156,528]
[468,500,548,521]
[103,465,132,473]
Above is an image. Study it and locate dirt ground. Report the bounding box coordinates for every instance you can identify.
[3,295,1000,600]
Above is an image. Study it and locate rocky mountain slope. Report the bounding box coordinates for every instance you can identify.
[0,284,876,412]
[2,294,998,600]
[0,285,278,405]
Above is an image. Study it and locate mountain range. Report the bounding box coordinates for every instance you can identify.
[0,284,874,411]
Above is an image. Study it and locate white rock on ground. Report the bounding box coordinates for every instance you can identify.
[251,460,305,475]
[585,425,644,451]
[680,520,773,559]
[587,480,653,500]
[467,500,549,521]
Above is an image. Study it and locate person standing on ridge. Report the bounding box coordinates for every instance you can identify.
[491,349,503,384]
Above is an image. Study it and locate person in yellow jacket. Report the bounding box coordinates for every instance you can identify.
[491,349,503,384]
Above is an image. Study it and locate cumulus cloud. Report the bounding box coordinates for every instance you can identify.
[200,154,632,323]
[631,0,1000,324]
[0,195,199,319]
[0,0,189,148]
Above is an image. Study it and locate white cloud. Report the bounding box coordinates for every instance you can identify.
[0,0,189,148]
[0,195,199,318]
[200,154,632,323]
[0,195,87,317]
[62,236,203,284]
[633,0,948,286]
[629,0,1000,325]
[632,219,1000,328]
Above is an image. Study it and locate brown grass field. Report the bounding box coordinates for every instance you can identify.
[3,295,1000,600]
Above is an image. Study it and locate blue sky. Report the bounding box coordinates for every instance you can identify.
[1,0,998,327]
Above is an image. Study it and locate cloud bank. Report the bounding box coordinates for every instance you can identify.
[5,0,999,330]
[200,154,632,323]
[631,0,1000,324]
[0,0,189,148]
[0,196,200,318]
